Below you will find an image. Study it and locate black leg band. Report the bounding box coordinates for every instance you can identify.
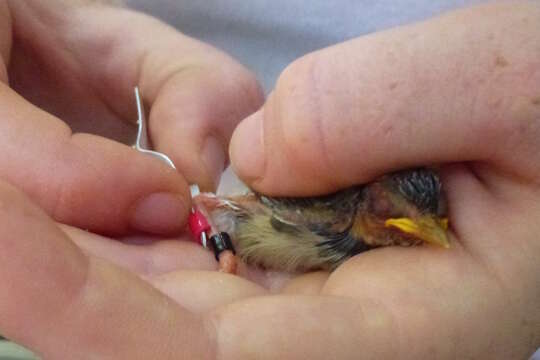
[209,232,236,261]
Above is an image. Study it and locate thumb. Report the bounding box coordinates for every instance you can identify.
[230,2,540,196]
[0,83,190,235]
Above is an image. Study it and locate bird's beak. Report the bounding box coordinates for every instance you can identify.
[384,216,450,248]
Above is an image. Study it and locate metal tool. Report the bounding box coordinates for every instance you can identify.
[133,87,176,169]
[132,87,236,272]
[133,87,202,196]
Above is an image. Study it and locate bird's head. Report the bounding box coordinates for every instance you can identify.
[361,168,449,248]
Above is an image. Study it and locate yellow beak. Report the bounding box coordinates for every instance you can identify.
[384,216,450,248]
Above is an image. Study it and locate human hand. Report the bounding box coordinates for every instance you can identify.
[1,2,539,359]
[227,1,540,358]
[0,0,262,235]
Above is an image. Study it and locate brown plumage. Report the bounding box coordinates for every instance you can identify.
[195,168,449,273]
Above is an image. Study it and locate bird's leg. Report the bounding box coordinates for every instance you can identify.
[190,192,238,274]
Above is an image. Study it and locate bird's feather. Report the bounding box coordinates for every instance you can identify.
[196,168,447,272]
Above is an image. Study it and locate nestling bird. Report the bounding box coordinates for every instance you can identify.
[195,168,449,273]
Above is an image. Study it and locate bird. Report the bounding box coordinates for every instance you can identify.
[195,168,449,273]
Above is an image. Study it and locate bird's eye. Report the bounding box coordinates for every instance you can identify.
[371,197,392,216]
[366,185,403,218]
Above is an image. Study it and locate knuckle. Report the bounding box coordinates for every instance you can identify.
[276,55,321,136]
[207,62,264,135]
[275,53,319,107]
[0,181,24,213]
[272,54,342,187]
[216,57,262,98]
[230,65,264,112]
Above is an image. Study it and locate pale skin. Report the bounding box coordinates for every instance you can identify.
[0,1,539,359]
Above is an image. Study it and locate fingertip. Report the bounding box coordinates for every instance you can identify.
[229,110,266,186]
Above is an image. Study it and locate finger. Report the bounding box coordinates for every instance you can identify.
[9,1,263,191]
[151,271,267,313]
[103,7,264,191]
[440,164,540,286]
[210,295,399,360]
[0,181,214,359]
[0,83,191,235]
[230,1,540,195]
[320,245,538,360]
[61,225,218,276]
[63,224,294,290]
[147,63,263,191]
[280,271,329,295]
[211,252,534,359]
[69,3,264,190]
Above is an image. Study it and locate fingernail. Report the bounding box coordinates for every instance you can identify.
[129,192,188,234]
[201,136,226,191]
[229,110,265,181]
